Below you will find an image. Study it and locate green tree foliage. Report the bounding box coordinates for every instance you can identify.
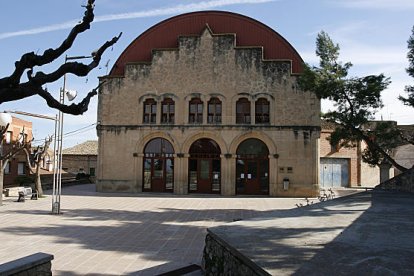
[399,25,414,107]
[299,31,408,172]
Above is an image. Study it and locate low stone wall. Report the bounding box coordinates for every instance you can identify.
[377,167,414,193]
[202,232,270,276]
[0,252,54,276]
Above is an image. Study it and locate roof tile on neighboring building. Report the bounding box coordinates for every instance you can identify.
[321,120,337,130]
[62,140,98,155]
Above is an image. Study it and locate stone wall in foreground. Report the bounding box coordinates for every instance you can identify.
[202,232,269,276]
[377,167,414,193]
[0,252,54,276]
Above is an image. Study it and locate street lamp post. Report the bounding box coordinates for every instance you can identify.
[0,113,12,206]
[52,55,91,214]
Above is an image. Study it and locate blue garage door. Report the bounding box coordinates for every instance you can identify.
[320,158,349,188]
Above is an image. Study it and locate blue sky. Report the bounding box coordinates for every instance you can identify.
[0,0,413,148]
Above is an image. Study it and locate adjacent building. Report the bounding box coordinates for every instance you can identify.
[2,116,33,187]
[319,121,384,188]
[62,140,97,177]
[96,11,321,197]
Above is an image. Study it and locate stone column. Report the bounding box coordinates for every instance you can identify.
[269,155,278,196]
[174,153,189,194]
[221,154,236,196]
[135,153,144,192]
[250,100,255,124]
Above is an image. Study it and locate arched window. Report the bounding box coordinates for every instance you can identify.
[189,98,203,124]
[236,98,250,124]
[161,98,175,124]
[143,98,157,124]
[255,98,270,124]
[144,138,174,157]
[208,97,222,124]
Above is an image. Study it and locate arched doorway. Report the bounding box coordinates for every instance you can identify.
[236,138,269,195]
[143,138,174,192]
[189,138,221,193]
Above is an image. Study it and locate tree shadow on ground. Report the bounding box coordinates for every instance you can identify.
[0,187,374,275]
[205,191,414,275]
[292,191,414,275]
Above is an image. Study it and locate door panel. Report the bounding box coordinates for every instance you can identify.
[320,158,349,188]
[236,158,269,195]
[236,159,245,193]
[143,159,152,190]
[198,159,211,193]
[165,158,174,191]
[245,161,260,194]
[152,159,164,192]
[259,159,269,193]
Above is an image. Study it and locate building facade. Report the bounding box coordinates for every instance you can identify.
[62,140,97,177]
[3,116,33,187]
[96,11,321,197]
[320,121,381,188]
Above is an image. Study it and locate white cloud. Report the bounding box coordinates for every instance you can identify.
[336,0,414,10]
[0,21,78,40]
[300,45,405,67]
[0,0,277,40]
[302,21,407,67]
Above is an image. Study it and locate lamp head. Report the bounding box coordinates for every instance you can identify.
[65,90,78,101]
[0,113,12,128]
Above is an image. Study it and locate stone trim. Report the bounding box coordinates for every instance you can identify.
[98,124,321,131]
[0,252,54,276]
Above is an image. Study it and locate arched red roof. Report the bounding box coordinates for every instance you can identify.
[109,11,303,76]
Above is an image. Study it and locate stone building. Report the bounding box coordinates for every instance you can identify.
[62,140,97,177]
[96,11,321,197]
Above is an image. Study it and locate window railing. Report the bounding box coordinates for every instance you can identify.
[236,115,251,124]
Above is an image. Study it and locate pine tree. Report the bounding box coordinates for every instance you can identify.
[299,31,407,172]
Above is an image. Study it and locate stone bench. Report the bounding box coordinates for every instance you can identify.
[17,188,38,202]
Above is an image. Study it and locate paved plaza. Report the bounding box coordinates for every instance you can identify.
[208,190,414,275]
[0,184,305,275]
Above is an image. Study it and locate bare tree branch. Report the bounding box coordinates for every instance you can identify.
[0,129,31,162]
[0,0,96,87]
[0,1,121,115]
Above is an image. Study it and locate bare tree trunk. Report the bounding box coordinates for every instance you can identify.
[35,163,43,197]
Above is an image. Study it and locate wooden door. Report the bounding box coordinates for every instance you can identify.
[151,158,164,192]
[197,159,212,193]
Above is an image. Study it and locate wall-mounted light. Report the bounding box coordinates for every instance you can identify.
[224,153,232,159]
[177,153,184,158]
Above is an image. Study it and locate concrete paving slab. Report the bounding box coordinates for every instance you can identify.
[208,190,414,275]
[0,184,308,275]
